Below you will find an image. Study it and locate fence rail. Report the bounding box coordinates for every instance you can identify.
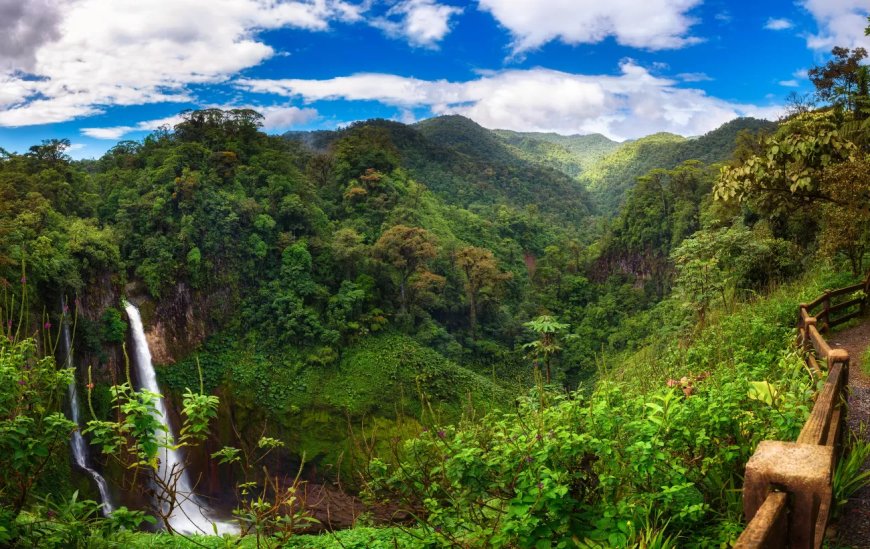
[734,273,870,548]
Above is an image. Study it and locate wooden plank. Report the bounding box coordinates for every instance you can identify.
[800,307,814,327]
[735,492,789,548]
[807,353,820,374]
[830,309,863,328]
[808,325,832,359]
[827,297,862,318]
[805,293,829,312]
[826,406,842,452]
[815,490,833,549]
[797,362,844,446]
[822,283,864,301]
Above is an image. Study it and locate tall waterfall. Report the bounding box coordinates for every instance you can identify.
[124,303,237,535]
[61,314,114,515]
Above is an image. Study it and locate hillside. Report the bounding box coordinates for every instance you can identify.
[493,130,619,177]
[579,117,777,214]
[287,116,595,229]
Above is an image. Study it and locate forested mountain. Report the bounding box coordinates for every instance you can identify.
[493,130,619,177]
[287,115,595,229]
[574,117,777,214]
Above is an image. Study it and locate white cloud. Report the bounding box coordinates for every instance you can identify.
[793,68,809,79]
[779,79,800,87]
[258,105,319,130]
[801,0,870,50]
[0,0,362,127]
[238,62,782,141]
[81,114,185,139]
[372,0,462,48]
[477,0,703,52]
[764,18,794,30]
[677,72,713,82]
[81,107,316,139]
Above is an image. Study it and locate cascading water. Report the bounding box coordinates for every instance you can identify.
[124,302,237,535]
[61,311,114,515]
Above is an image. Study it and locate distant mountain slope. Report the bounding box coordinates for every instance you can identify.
[410,115,593,224]
[492,130,619,178]
[286,116,595,226]
[285,115,775,221]
[580,117,777,214]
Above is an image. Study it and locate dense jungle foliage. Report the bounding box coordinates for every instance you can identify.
[1,34,870,547]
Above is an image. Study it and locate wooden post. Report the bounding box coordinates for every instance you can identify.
[821,291,831,332]
[803,315,817,354]
[743,441,834,548]
[829,350,849,461]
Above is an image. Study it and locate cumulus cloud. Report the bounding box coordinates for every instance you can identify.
[258,105,319,130]
[372,0,462,47]
[81,106,316,139]
[764,18,794,30]
[802,0,870,50]
[477,0,703,52]
[238,62,781,141]
[0,0,361,127]
[778,79,800,87]
[0,0,67,72]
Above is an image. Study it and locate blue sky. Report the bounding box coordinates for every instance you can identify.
[0,0,868,158]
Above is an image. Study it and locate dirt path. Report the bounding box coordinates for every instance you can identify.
[827,322,870,548]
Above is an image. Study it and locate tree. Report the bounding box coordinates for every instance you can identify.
[0,337,75,514]
[808,46,868,113]
[714,112,858,214]
[373,225,440,314]
[817,157,870,274]
[454,246,512,339]
[522,315,568,383]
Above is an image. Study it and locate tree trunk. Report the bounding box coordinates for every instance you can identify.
[469,290,477,340]
[399,277,407,313]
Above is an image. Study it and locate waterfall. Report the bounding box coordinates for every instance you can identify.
[124,303,237,535]
[61,309,115,515]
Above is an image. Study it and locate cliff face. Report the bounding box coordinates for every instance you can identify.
[126,281,228,365]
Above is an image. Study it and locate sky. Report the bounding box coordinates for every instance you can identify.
[0,0,868,159]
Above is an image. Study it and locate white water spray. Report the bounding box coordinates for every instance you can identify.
[124,302,237,535]
[61,314,114,515]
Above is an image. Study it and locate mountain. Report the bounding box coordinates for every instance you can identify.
[578,117,777,214]
[492,130,619,178]
[287,116,595,228]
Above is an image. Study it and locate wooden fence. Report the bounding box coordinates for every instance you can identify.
[735,273,870,548]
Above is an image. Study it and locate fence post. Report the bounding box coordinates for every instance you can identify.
[829,350,850,458]
[743,441,834,548]
[821,291,832,332]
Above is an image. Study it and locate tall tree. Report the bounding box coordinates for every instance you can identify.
[454,246,511,339]
[373,225,440,314]
[808,47,868,113]
[522,315,568,383]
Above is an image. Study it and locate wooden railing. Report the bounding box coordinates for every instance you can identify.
[735,273,870,548]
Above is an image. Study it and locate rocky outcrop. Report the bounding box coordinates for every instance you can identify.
[125,281,225,365]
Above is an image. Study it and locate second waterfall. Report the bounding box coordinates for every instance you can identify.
[124,302,237,535]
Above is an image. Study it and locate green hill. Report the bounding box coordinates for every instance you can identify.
[493,130,619,177]
[287,116,595,228]
[579,117,777,214]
